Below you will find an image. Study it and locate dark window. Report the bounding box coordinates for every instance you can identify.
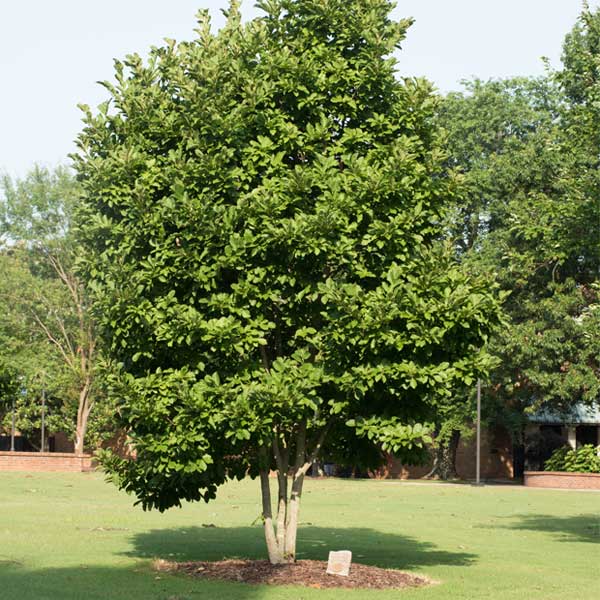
[576,425,599,447]
[525,425,567,471]
[541,425,563,438]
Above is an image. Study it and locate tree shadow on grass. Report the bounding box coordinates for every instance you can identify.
[0,563,266,600]
[125,525,476,571]
[503,514,600,544]
[0,528,474,600]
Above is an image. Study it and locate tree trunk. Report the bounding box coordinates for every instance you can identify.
[258,422,320,564]
[74,379,92,455]
[425,429,461,480]
[260,468,284,564]
[259,467,305,564]
[283,471,304,561]
[74,421,88,455]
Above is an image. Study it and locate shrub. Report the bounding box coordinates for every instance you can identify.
[544,444,600,473]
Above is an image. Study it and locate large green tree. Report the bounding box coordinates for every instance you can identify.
[556,4,600,283]
[439,6,600,462]
[75,0,501,563]
[440,77,563,257]
[0,166,111,453]
[435,77,566,468]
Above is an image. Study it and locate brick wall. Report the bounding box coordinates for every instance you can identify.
[0,452,92,472]
[376,426,514,480]
[456,427,514,479]
[524,471,600,490]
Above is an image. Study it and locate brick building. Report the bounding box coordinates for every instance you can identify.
[524,404,600,471]
[373,425,514,481]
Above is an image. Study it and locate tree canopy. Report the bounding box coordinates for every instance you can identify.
[0,166,112,452]
[438,7,600,453]
[75,0,502,562]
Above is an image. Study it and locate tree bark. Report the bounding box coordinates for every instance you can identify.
[258,420,329,564]
[272,436,289,553]
[74,381,92,455]
[283,470,304,560]
[74,395,93,454]
[259,467,284,564]
[425,429,461,480]
[283,422,307,561]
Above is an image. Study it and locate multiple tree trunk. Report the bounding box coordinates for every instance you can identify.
[259,426,464,563]
[259,422,329,564]
[258,423,466,562]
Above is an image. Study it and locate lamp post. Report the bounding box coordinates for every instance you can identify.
[10,397,15,452]
[40,387,46,453]
[476,378,482,486]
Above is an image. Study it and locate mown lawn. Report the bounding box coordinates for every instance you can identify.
[0,472,598,599]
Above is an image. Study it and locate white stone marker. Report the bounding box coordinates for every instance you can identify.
[326,550,352,577]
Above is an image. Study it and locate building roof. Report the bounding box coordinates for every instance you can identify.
[529,404,600,425]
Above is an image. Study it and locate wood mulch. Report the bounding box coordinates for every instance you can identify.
[153,558,433,590]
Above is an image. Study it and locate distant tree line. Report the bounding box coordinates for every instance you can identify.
[0,167,116,453]
[428,7,600,477]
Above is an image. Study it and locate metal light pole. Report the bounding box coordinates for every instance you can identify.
[10,397,15,452]
[40,388,46,453]
[476,378,481,486]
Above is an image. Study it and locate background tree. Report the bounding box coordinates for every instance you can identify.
[555,4,600,284]
[0,166,112,453]
[0,247,81,448]
[75,0,502,564]
[440,77,562,257]
[432,76,564,473]
[0,358,19,429]
[439,6,600,471]
[422,389,478,480]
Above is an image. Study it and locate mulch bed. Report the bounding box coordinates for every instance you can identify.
[154,558,433,590]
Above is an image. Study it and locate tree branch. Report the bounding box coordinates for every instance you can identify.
[296,421,333,479]
[54,311,77,363]
[292,420,307,473]
[30,309,76,370]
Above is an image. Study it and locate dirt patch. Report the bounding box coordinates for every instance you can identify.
[154,558,433,590]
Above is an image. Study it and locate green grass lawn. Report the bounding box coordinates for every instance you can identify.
[0,473,598,600]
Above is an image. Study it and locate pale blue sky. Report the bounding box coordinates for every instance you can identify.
[0,1,594,178]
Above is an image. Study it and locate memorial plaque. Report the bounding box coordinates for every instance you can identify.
[326,550,352,577]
